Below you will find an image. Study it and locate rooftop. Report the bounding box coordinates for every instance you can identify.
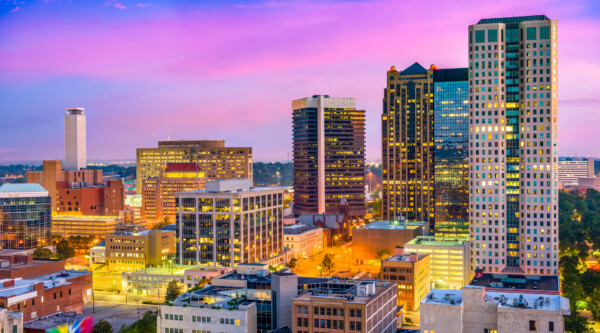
[160,224,177,232]
[0,183,48,197]
[384,253,429,263]
[405,236,467,246]
[284,223,317,235]
[24,312,90,330]
[401,62,427,75]
[359,220,426,231]
[294,279,394,304]
[164,163,203,173]
[469,273,560,294]
[477,15,550,24]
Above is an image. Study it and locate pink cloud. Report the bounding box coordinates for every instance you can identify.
[114,3,126,10]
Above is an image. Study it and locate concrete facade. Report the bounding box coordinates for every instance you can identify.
[0,308,22,333]
[381,249,430,311]
[105,229,175,271]
[283,223,325,258]
[158,303,256,333]
[64,107,86,171]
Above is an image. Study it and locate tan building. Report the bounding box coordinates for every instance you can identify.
[381,247,430,311]
[283,223,325,258]
[136,140,252,192]
[352,220,428,265]
[141,162,206,222]
[52,215,120,237]
[292,279,398,333]
[105,229,175,271]
[420,285,569,333]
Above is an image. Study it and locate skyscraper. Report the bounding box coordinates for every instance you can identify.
[292,95,366,218]
[382,64,469,234]
[64,107,87,171]
[468,16,558,275]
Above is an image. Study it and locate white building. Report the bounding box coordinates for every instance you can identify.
[404,236,470,290]
[0,308,22,333]
[469,15,559,275]
[89,240,105,265]
[158,297,256,333]
[558,159,595,185]
[64,107,86,171]
[283,223,324,258]
[420,286,569,333]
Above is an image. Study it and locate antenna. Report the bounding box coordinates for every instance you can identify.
[168,128,171,141]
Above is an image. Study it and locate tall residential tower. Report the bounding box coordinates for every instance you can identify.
[468,16,558,275]
[64,107,87,170]
[292,95,366,218]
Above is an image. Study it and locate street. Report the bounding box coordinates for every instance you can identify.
[84,299,158,329]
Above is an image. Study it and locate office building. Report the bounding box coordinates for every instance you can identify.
[105,228,175,271]
[122,266,188,298]
[292,279,398,333]
[64,107,86,171]
[0,184,51,250]
[89,240,105,265]
[51,215,120,238]
[433,68,470,237]
[0,308,22,333]
[469,15,559,275]
[292,95,366,218]
[420,274,568,333]
[176,179,284,267]
[136,140,252,192]
[380,247,430,311]
[558,158,595,185]
[382,64,470,233]
[283,223,325,258]
[353,220,428,265]
[142,162,206,222]
[404,236,470,290]
[158,301,257,333]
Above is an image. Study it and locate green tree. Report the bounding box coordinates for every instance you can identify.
[152,217,171,230]
[92,320,113,333]
[32,247,53,259]
[564,309,594,333]
[375,248,391,261]
[165,280,182,302]
[287,257,298,271]
[56,238,75,259]
[321,253,335,276]
[197,277,210,289]
[119,311,157,333]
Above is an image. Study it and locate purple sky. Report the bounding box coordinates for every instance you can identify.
[1,0,599,163]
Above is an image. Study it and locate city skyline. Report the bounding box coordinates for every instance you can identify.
[1,1,599,163]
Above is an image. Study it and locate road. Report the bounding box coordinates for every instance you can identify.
[84,299,158,329]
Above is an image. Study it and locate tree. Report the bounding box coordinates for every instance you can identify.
[92,320,113,333]
[120,311,157,333]
[321,253,335,276]
[32,247,53,259]
[375,248,391,261]
[268,265,278,272]
[152,217,171,230]
[56,238,75,259]
[564,309,593,333]
[197,277,210,289]
[287,257,298,271]
[165,280,182,302]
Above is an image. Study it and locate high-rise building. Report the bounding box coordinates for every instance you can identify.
[558,158,595,185]
[136,140,252,193]
[292,95,366,218]
[175,179,284,267]
[468,16,559,275]
[0,184,52,250]
[142,162,206,222]
[64,107,87,171]
[382,64,470,234]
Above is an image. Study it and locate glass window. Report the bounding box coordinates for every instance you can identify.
[488,29,498,43]
[526,27,536,40]
[540,26,550,40]
[475,30,485,43]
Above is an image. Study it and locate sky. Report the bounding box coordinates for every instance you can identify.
[1,0,599,163]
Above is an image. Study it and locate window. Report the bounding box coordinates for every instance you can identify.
[476,30,485,43]
[549,321,554,331]
[540,26,550,40]
[529,320,537,331]
[488,29,498,43]
[526,27,537,40]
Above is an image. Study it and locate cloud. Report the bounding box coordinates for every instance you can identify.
[114,3,126,9]
[137,3,153,8]
[10,6,21,12]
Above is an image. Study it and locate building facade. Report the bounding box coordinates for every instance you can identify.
[292,95,366,218]
[56,179,124,216]
[404,236,470,290]
[142,163,206,222]
[0,308,22,333]
[380,248,430,311]
[158,302,257,333]
[0,184,52,250]
[433,68,470,237]
[105,229,175,271]
[283,223,325,259]
[64,107,86,171]
[558,159,594,185]
[136,140,252,192]
[469,15,559,275]
[51,215,120,238]
[176,179,284,267]
[292,280,398,333]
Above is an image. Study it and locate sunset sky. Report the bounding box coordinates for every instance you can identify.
[1,0,599,163]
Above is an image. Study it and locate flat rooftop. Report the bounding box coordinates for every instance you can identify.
[0,183,48,197]
[469,273,560,294]
[359,220,425,231]
[294,279,394,304]
[405,236,467,246]
[24,312,88,330]
[384,254,428,263]
[284,223,316,235]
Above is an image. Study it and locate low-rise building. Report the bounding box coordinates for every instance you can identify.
[404,236,470,290]
[352,220,428,265]
[283,224,324,258]
[182,267,231,290]
[105,229,175,272]
[122,266,191,299]
[0,255,65,280]
[420,285,569,333]
[558,158,595,186]
[381,247,430,311]
[292,279,398,333]
[52,215,120,238]
[23,312,93,333]
[89,240,105,265]
[0,308,22,333]
[158,297,257,333]
[55,179,124,216]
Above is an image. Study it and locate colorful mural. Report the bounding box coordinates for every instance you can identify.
[45,315,94,333]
